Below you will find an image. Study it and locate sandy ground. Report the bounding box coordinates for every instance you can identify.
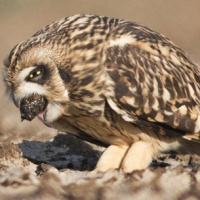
[1,134,200,200]
[1,1,200,199]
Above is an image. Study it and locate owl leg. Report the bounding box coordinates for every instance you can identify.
[121,141,154,173]
[94,144,129,173]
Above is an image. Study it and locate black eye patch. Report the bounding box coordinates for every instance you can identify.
[25,65,49,84]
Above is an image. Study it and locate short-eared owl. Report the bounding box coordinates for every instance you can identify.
[3,14,200,172]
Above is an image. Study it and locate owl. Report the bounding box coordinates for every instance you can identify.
[3,14,200,173]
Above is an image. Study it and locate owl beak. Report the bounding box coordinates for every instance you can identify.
[13,95,19,108]
[19,94,47,121]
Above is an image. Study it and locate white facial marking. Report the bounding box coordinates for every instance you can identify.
[45,102,62,122]
[16,82,47,99]
[17,66,36,82]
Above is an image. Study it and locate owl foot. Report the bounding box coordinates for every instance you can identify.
[94,144,129,173]
[94,141,154,173]
[121,141,154,173]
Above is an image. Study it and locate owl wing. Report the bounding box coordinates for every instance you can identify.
[105,27,200,140]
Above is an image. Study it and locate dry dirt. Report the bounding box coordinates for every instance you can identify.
[1,134,200,200]
[1,1,200,200]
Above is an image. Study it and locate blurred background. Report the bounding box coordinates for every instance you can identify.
[0,0,200,142]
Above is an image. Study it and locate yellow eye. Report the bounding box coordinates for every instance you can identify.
[36,70,41,75]
[29,70,42,79]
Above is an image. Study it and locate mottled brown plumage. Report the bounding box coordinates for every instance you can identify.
[3,14,200,172]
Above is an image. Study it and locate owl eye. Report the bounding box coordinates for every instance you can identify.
[29,70,42,79]
[27,68,44,83]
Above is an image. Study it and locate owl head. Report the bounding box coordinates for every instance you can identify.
[3,40,70,124]
[3,14,109,129]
